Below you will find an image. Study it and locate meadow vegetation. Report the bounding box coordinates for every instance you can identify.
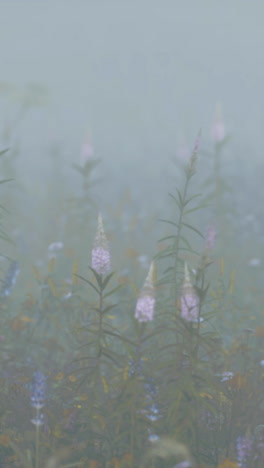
[0,97,263,468]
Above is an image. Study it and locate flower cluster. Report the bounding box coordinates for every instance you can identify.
[254,426,264,464]
[135,261,156,322]
[180,263,199,322]
[0,261,20,297]
[135,262,155,322]
[205,223,216,250]
[30,370,47,426]
[91,213,111,275]
[48,241,64,260]
[236,435,253,468]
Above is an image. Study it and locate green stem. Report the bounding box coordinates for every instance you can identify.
[172,176,189,306]
[35,411,40,468]
[130,323,144,468]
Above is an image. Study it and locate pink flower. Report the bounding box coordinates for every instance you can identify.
[135,296,155,322]
[91,213,111,275]
[80,138,94,165]
[177,142,190,161]
[135,262,156,322]
[211,105,226,143]
[180,263,199,322]
[205,224,216,250]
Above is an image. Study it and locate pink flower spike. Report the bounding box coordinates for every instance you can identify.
[91,213,111,275]
[211,104,226,143]
[80,134,94,165]
[180,262,199,322]
[205,224,217,250]
[135,261,156,323]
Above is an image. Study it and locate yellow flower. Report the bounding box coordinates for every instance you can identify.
[54,372,64,381]
[68,375,77,382]
[218,459,239,468]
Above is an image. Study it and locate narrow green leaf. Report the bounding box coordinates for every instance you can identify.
[101,272,115,290]
[89,267,103,287]
[176,188,184,207]
[158,235,177,242]
[168,192,181,209]
[183,192,202,207]
[0,178,13,184]
[181,222,205,238]
[184,203,212,215]
[103,284,124,298]
[158,219,179,228]
[75,274,100,294]
[102,303,118,314]
[0,148,9,157]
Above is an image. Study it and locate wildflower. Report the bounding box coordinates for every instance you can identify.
[0,261,20,297]
[31,370,47,426]
[205,223,216,250]
[91,213,111,275]
[128,358,143,377]
[137,254,149,269]
[80,137,94,165]
[48,242,63,252]
[236,436,253,468]
[211,104,226,143]
[148,433,160,442]
[174,462,192,468]
[180,263,199,322]
[135,261,156,322]
[48,242,64,260]
[254,426,264,464]
[220,371,234,382]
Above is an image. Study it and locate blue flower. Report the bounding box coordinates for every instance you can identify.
[31,370,47,410]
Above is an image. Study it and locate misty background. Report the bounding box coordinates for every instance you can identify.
[0,0,264,232]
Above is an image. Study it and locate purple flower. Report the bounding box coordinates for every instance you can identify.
[135,296,155,322]
[180,263,199,322]
[254,426,264,464]
[135,261,156,322]
[31,370,46,410]
[205,224,216,250]
[31,370,47,426]
[91,213,111,275]
[236,435,253,468]
[174,462,192,468]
